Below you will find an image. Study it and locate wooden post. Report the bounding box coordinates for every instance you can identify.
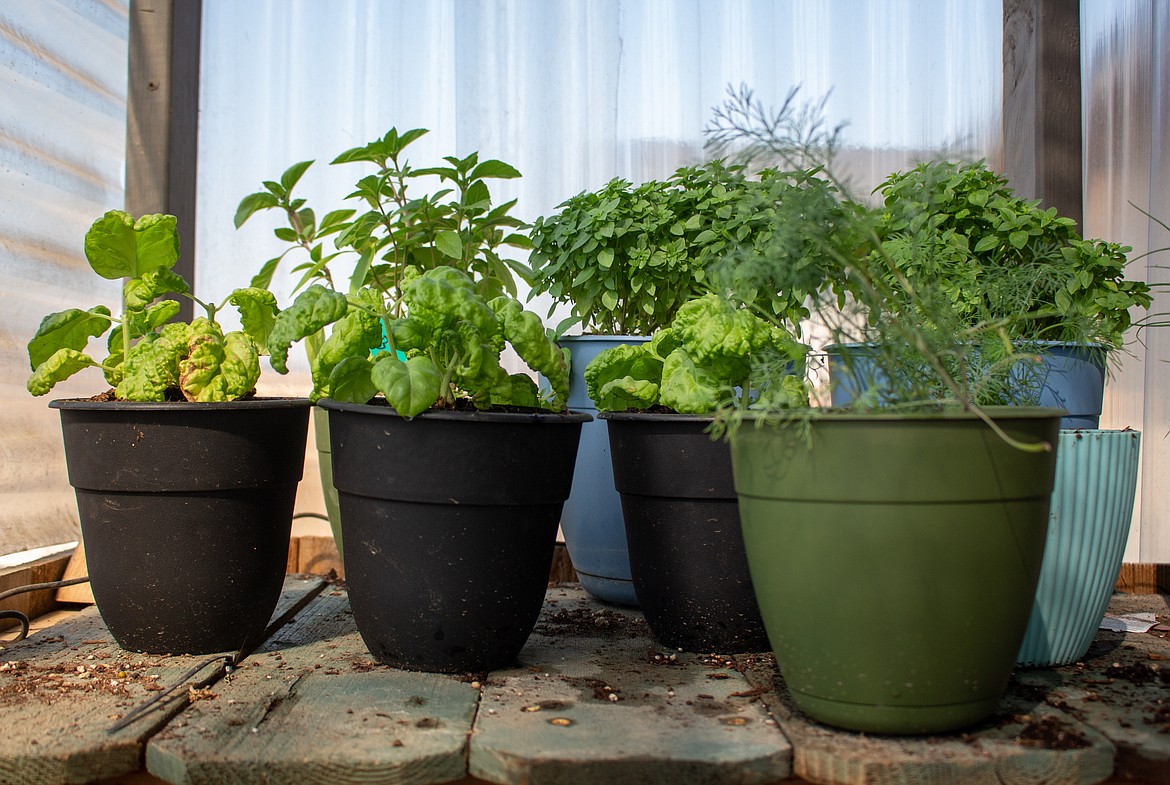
[1002,0,1083,229]
[125,0,202,320]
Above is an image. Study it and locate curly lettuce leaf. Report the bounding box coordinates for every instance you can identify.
[124,268,190,309]
[583,342,663,410]
[26,349,100,396]
[328,356,378,404]
[595,376,660,411]
[179,330,260,402]
[490,296,569,408]
[268,284,349,373]
[116,323,191,401]
[659,348,722,414]
[228,288,279,354]
[27,306,112,370]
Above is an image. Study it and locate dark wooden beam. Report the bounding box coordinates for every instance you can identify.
[1003,0,1083,229]
[125,0,202,319]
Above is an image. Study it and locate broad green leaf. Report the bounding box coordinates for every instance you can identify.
[1008,230,1029,249]
[27,349,99,396]
[973,235,999,254]
[328,356,378,404]
[234,191,280,228]
[371,354,443,416]
[268,285,349,373]
[434,230,463,259]
[251,257,283,289]
[470,159,522,180]
[228,287,279,354]
[123,268,190,309]
[27,306,112,370]
[85,211,181,280]
[601,290,619,311]
[179,331,260,402]
[280,160,314,193]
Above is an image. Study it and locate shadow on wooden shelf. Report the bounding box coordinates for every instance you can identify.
[1115,563,1170,594]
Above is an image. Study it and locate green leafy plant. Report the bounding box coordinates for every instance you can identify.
[27,211,277,402]
[235,127,532,305]
[584,293,809,414]
[528,160,820,335]
[268,265,569,416]
[874,160,1151,348]
[704,85,1075,444]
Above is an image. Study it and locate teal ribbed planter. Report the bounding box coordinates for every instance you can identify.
[1017,429,1141,667]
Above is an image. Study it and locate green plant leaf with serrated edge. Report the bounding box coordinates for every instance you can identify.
[370,354,443,417]
[27,306,111,371]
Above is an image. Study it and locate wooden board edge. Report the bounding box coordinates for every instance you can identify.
[0,551,72,630]
[1115,564,1170,594]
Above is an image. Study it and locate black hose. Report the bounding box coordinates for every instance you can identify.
[0,577,91,646]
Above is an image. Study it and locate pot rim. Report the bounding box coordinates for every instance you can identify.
[823,341,1110,354]
[318,397,592,424]
[742,405,1067,423]
[599,410,715,424]
[557,334,651,343]
[49,396,312,411]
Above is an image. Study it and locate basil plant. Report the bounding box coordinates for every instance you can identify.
[27,211,278,402]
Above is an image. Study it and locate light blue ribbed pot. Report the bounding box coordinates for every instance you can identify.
[1017,429,1141,667]
[556,335,650,606]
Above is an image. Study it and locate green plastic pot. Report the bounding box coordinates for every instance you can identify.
[732,407,1063,734]
[314,407,343,564]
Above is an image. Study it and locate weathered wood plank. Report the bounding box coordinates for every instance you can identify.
[0,576,322,785]
[1015,594,1170,784]
[146,591,478,785]
[1116,564,1170,595]
[736,652,1115,785]
[470,586,792,785]
[0,553,70,631]
[56,543,94,605]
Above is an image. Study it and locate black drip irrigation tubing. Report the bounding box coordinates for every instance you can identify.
[0,577,92,646]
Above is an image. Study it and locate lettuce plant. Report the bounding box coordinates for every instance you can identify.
[27,211,277,402]
[583,294,808,414]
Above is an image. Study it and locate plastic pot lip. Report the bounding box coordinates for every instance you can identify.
[558,334,651,343]
[1059,427,1142,436]
[318,397,592,425]
[49,396,312,411]
[599,410,715,424]
[822,341,1109,354]
[741,405,1068,423]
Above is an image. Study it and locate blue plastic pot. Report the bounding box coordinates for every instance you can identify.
[557,335,650,606]
[825,342,1106,429]
[1017,429,1141,667]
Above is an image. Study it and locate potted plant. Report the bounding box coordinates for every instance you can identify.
[26,210,309,655]
[584,292,809,653]
[704,85,1064,734]
[235,127,532,562]
[819,162,1153,669]
[829,159,1152,428]
[260,131,587,673]
[527,161,810,604]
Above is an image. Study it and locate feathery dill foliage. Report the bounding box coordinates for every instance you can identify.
[702,84,1059,434]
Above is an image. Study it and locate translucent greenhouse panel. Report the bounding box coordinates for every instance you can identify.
[1083,1,1170,563]
[0,2,128,559]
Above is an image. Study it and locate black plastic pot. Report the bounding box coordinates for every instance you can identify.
[602,412,769,653]
[51,398,311,655]
[320,399,590,673]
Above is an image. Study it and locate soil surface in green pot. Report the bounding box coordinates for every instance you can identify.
[322,399,588,673]
[603,412,768,653]
[732,407,1062,734]
[52,398,311,655]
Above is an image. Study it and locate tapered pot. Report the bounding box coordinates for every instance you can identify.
[1018,429,1141,666]
[602,412,768,652]
[321,399,589,673]
[732,407,1063,734]
[51,398,311,655]
[313,407,343,564]
[557,335,650,606]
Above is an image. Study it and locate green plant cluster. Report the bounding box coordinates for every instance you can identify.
[875,160,1151,348]
[528,160,823,336]
[27,211,276,402]
[584,293,808,414]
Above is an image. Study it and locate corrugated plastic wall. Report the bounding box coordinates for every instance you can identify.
[0,1,128,557]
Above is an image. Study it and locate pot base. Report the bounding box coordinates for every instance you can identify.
[791,691,998,736]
